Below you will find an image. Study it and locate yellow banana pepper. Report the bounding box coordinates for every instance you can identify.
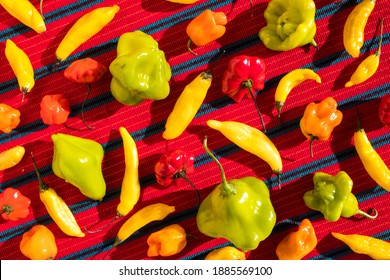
[275,68,321,123]
[0,145,25,171]
[0,0,46,33]
[205,246,246,260]
[55,5,120,63]
[5,39,35,101]
[343,0,376,58]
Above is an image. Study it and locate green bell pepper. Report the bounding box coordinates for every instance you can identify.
[196,136,276,252]
[258,0,317,51]
[303,171,377,222]
[51,133,106,201]
[109,30,172,105]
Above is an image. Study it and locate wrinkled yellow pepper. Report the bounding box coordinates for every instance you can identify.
[147,224,187,257]
[205,246,246,260]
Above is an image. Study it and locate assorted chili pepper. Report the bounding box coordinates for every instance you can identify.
[0,103,21,134]
[20,225,58,260]
[0,187,31,221]
[205,246,246,260]
[0,145,25,171]
[39,94,70,125]
[147,224,187,257]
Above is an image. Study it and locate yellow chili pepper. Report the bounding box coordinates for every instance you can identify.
[343,0,376,58]
[0,145,25,171]
[354,114,390,192]
[275,68,321,123]
[31,153,85,238]
[0,0,46,33]
[332,232,390,260]
[5,39,35,101]
[147,224,187,257]
[166,0,199,3]
[113,203,175,247]
[20,225,58,260]
[206,119,283,189]
[0,103,21,134]
[205,246,246,260]
[117,126,140,216]
[276,219,317,260]
[345,18,383,87]
[55,5,120,63]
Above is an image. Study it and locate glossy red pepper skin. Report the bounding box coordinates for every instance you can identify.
[154,150,195,187]
[379,94,390,127]
[222,55,266,103]
[0,188,31,221]
[40,94,71,125]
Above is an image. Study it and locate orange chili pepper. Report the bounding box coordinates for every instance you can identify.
[276,219,317,260]
[186,9,227,55]
[20,224,58,260]
[300,97,343,157]
[0,103,20,134]
[147,224,187,257]
[0,187,31,221]
[205,246,246,260]
[40,94,70,125]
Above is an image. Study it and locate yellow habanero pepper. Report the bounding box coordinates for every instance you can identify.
[354,114,390,192]
[147,224,187,257]
[0,0,46,33]
[345,19,383,87]
[55,5,120,63]
[20,225,58,260]
[205,246,246,260]
[31,154,85,238]
[5,39,35,101]
[275,68,321,123]
[206,119,283,189]
[332,232,390,260]
[113,203,175,247]
[343,0,376,58]
[0,145,25,171]
[0,103,21,133]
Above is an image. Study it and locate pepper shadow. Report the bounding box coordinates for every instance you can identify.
[141,0,190,13]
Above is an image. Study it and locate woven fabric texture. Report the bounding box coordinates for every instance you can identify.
[0,0,389,260]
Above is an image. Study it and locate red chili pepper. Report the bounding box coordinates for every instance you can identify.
[154,150,199,206]
[0,187,31,221]
[221,55,267,132]
[64,58,107,129]
[40,94,71,125]
[379,94,390,127]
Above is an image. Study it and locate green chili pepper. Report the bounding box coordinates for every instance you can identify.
[51,133,106,201]
[109,30,172,105]
[303,171,377,222]
[196,136,276,252]
[258,0,317,51]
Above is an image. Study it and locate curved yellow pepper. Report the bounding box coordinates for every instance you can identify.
[343,0,376,58]
[55,5,120,63]
[0,0,46,33]
[345,18,383,87]
[275,68,321,123]
[205,246,246,260]
[5,39,35,101]
[0,145,25,171]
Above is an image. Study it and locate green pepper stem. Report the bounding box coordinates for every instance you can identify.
[356,208,378,220]
[203,136,236,197]
[275,101,284,125]
[187,39,197,56]
[81,84,95,130]
[30,152,49,192]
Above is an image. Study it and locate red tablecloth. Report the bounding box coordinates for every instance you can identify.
[1,0,389,260]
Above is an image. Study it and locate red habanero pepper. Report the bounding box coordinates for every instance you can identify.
[154,150,200,207]
[64,57,107,130]
[379,94,390,127]
[221,55,267,132]
[40,94,70,125]
[0,187,31,221]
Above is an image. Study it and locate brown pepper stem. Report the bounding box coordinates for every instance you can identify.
[31,152,49,192]
[81,84,95,130]
[187,39,197,56]
[244,83,266,133]
[174,171,200,209]
[375,18,383,56]
[84,215,121,234]
[40,0,45,19]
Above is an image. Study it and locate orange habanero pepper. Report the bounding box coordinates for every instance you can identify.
[147,224,187,257]
[276,219,318,260]
[20,224,58,260]
[205,246,246,260]
[186,9,227,55]
[0,103,20,133]
[300,97,343,157]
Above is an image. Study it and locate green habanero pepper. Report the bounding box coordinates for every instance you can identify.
[109,30,172,106]
[196,136,276,252]
[51,133,106,201]
[303,171,377,222]
[258,0,317,51]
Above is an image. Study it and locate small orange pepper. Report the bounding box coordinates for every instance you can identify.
[40,94,71,125]
[147,224,187,257]
[186,9,227,55]
[20,224,58,260]
[276,219,317,260]
[300,97,343,157]
[0,103,21,133]
[205,246,246,260]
